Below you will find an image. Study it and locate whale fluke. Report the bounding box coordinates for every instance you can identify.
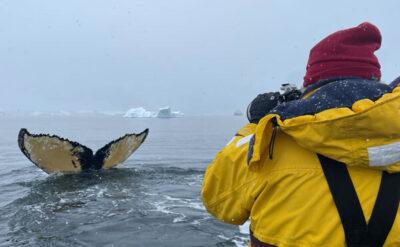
[18,128,149,174]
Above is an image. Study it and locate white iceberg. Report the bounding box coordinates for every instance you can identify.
[156,106,183,118]
[123,107,156,118]
[123,106,183,118]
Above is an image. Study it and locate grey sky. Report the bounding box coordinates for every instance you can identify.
[0,0,399,114]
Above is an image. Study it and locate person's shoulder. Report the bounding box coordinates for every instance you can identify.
[271,78,391,120]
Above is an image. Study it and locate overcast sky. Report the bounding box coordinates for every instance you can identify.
[0,0,399,114]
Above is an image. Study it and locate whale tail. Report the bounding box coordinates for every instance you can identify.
[18,128,149,174]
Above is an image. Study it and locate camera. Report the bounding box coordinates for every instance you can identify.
[247,83,302,123]
[278,83,302,103]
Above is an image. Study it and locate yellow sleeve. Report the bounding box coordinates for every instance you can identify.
[201,123,263,225]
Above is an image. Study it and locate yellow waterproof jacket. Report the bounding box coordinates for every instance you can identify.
[201,80,400,247]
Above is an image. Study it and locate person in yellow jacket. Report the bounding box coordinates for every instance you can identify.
[201,22,400,247]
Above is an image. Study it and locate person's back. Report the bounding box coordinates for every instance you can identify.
[201,23,400,246]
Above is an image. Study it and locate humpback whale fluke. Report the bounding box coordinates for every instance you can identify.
[18,128,149,174]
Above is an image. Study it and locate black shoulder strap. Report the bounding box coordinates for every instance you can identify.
[367,172,400,246]
[318,154,368,246]
[317,154,400,247]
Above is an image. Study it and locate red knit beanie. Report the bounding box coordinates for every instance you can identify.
[303,22,382,87]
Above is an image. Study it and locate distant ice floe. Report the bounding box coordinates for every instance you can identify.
[98,110,125,116]
[74,110,123,116]
[30,110,71,117]
[124,106,183,118]
[233,110,243,116]
[27,110,125,117]
[2,107,182,118]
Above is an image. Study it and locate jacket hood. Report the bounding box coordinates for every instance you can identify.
[249,79,400,173]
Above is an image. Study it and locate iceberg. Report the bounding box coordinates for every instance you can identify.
[123,106,184,118]
[123,107,156,118]
[156,106,183,118]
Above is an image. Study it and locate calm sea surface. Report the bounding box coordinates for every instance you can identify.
[0,115,249,246]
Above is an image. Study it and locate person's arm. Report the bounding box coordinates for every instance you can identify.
[202,89,293,224]
[201,123,266,225]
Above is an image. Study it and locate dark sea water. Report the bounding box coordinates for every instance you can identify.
[0,116,249,246]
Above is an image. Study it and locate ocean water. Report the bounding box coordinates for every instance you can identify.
[0,115,249,246]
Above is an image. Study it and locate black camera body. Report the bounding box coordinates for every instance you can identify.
[278,83,302,103]
[247,83,302,123]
